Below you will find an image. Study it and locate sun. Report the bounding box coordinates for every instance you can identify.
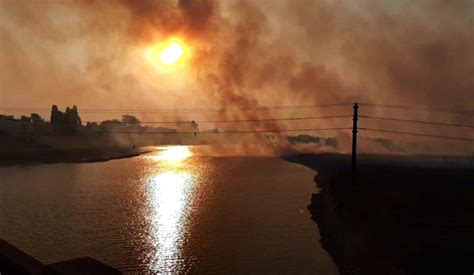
[145,38,189,68]
[159,42,184,65]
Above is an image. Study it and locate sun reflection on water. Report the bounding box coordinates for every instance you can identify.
[144,146,195,272]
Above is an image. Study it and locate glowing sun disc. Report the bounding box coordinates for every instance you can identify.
[145,38,189,69]
[159,42,184,65]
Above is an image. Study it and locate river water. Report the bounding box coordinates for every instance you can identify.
[0,146,337,274]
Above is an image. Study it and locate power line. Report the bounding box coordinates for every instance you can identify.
[90,127,352,134]
[361,128,474,142]
[360,103,474,115]
[84,115,352,124]
[0,103,352,114]
[360,115,474,129]
[0,115,351,128]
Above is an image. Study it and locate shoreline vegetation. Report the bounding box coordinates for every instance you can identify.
[287,153,474,275]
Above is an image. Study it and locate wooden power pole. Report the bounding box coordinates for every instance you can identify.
[352,103,359,176]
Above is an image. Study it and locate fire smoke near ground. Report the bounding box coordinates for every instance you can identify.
[0,0,473,153]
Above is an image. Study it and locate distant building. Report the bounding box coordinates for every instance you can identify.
[50,105,82,135]
[0,105,84,137]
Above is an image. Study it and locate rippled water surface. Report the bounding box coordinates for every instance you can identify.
[0,146,337,274]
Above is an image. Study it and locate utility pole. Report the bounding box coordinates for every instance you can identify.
[352,103,359,178]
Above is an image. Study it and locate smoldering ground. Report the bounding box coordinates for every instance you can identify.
[0,0,473,154]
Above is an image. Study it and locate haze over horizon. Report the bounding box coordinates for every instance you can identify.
[1,0,473,151]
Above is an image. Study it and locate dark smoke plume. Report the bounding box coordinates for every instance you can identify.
[1,0,473,152]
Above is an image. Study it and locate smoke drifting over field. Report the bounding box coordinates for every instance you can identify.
[1,0,473,152]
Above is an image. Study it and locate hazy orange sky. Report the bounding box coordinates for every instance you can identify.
[0,0,473,128]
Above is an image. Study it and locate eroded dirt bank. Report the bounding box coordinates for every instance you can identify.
[286,153,474,275]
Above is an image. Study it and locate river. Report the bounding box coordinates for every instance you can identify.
[0,146,338,274]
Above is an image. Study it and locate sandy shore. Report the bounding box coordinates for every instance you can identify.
[286,153,474,275]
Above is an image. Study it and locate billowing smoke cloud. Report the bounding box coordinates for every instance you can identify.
[0,0,473,153]
[287,134,339,149]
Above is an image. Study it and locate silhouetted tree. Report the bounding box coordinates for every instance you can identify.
[30,113,45,124]
[178,120,199,133]
[121,115,140,126]
[100,119,122,132]
[191,120,199,131]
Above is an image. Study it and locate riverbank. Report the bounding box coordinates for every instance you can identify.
[0,134,156,166]
[286,153,474,275]
[0,239,121,274]
[0,147,152,166]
